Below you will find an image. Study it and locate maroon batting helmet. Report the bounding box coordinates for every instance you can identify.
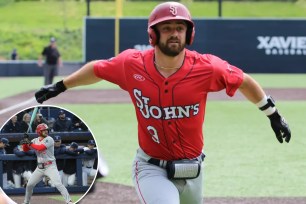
[36,123,49,136]
[147,1,195,46]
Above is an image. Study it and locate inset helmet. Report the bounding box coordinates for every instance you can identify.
[36,123,49,136]
[147,2,195,46]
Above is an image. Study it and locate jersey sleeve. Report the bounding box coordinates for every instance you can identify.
[43,137,54,149]
[207,54,244,97]
[93,49,133,90]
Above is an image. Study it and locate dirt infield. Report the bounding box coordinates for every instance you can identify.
[9,182,306,204]
[1,88,306,204]
[80,182,306,204]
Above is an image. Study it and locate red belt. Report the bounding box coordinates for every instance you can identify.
[44,161,53,166]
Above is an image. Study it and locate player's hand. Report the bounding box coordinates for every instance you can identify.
[20,138,31,145]
[21,133,31,145]
[268,110,291,143]
[24,132,29,139]
[35,80,66,104]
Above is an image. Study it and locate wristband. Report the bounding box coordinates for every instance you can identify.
[256,95,276,116]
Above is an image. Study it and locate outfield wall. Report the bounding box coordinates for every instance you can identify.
[85,18,306,73]
[0,61,84,77]
[1,18,305,76]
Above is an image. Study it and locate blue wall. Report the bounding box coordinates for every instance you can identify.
[85,18,306,73]
[0,61,84,77]
[0,61,43,76]
[1,18,305,76]
[85,18,115,61]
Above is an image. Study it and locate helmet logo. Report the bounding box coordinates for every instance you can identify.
[169,5,177,16]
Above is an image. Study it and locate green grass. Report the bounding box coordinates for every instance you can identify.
[0,76,119,99]
[0,1,305,60]
[50,194,83,203]
[249,74,306,88]
[59,101,306,197]
[202,101,306,196]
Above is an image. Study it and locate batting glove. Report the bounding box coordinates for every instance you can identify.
[20,138,32,145]
[35,80,66,104]
[268,110,291,143]
[257,95,291,143]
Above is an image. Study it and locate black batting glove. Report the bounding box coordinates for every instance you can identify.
[268,110,291,143]
[20,139,31,145]
[21,133,32,145]
[24,132,29,139]
[35,80,66,104]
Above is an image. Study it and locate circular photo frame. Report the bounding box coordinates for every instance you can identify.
[0,105,104,204]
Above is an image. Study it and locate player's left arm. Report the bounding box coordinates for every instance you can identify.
[76,148,84,154]
[239,73,291,143]
[65,148,79,156]
[29,144,47,151]
[84,148,97,156]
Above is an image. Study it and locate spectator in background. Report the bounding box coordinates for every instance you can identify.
[53,110,72,132]
[16,108,32,123]
[38,37,62,85]
[72,115,88,132]
[20,113,32,133]
[31,113,48,132]
[47,135,66,187]
[1,115,21,133]
[10,48,18,60]
[13,142,35,188]
[63,142,82,187]
[82,140,97,186]
[0,138,11,189]
[47,117,56,133]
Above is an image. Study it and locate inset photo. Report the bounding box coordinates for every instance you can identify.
[0,105,101,204]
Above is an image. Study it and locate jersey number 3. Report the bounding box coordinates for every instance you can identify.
[147,126,160,144]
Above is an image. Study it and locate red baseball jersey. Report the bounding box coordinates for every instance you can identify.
[94,48,244,160]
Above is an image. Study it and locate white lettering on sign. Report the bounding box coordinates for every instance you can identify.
[257,36,306,55]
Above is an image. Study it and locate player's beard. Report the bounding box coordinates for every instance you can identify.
[157,37,185,57]
[41,130,48,138]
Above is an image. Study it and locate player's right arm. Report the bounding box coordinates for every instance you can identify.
[29,143,47,151]
[63,61,101,89]
[35,61,101,103]
[35,49,132,104]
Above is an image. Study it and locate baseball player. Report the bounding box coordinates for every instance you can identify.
[21,123,73,204]
[13,142,35,188]
[82,140,97,186]
[0,138,10,189]
[46,135,66,187]
[62,142,81,187]
[34,2,291,203]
